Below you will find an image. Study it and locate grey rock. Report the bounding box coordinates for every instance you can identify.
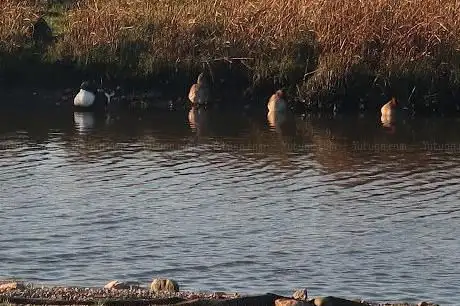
[293,288,308,301]
[150,278,179,293]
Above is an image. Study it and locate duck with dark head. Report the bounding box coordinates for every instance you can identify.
[73,80,116,112]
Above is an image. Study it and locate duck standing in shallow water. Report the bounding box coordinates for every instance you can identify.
[188,73,209,107]
[267,90,288,132]
[267,90,287,114]
[380,97,398,126]
[74,81,115,111]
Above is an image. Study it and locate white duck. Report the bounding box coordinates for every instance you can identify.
[74,81,96,107]
[74,81,115,110]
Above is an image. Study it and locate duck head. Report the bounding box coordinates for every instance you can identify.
[389,97,398,108]
[197,72,208,86]
[275,89,284,99]
[80,81,97,94]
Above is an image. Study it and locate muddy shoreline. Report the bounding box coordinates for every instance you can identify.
[0,84,282,115]
[1,83,459,118]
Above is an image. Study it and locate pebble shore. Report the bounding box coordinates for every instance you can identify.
[0,280,438,306]
[0,281,242,305]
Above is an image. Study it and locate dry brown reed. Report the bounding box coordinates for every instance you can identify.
[0,0,43,53]
[56,1,459,59]
[1,0,459,102]
[302,0,460,100]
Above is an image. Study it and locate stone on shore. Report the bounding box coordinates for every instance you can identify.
[212,291,240,299]
[150,278,179,293]
[276,298,314,306]
[293,288,309,301]
[0,281,25,292]
[417,302,439,306]
[104,280,141,290]
[312,296,368,306]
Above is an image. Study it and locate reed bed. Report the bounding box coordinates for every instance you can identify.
[1,0,459,106]
[0,0,43,53]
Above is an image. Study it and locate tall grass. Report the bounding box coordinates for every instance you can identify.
[301,0,460,104]
[0,0,43,53]
[53,0,317,80]
[1,0,459,106]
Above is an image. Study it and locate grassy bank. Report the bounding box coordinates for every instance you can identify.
[0,0,459,112]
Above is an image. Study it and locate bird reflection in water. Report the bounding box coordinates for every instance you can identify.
[188,107,208,135]
[73,112,95,134]
[267,110,287,133]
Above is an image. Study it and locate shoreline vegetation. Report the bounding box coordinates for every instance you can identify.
[0,0,459,113]
[0,280,438,306]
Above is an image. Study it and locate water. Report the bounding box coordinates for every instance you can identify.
[0,108,459,305]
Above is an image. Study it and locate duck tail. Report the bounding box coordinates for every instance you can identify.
[104,92,114,104]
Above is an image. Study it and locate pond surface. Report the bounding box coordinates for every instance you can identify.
[0,107,459,305]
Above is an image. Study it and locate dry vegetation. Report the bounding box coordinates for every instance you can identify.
[0,0,459,108]
[0,0,43,53]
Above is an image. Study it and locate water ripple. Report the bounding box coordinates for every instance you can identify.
[0,112,459,305]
